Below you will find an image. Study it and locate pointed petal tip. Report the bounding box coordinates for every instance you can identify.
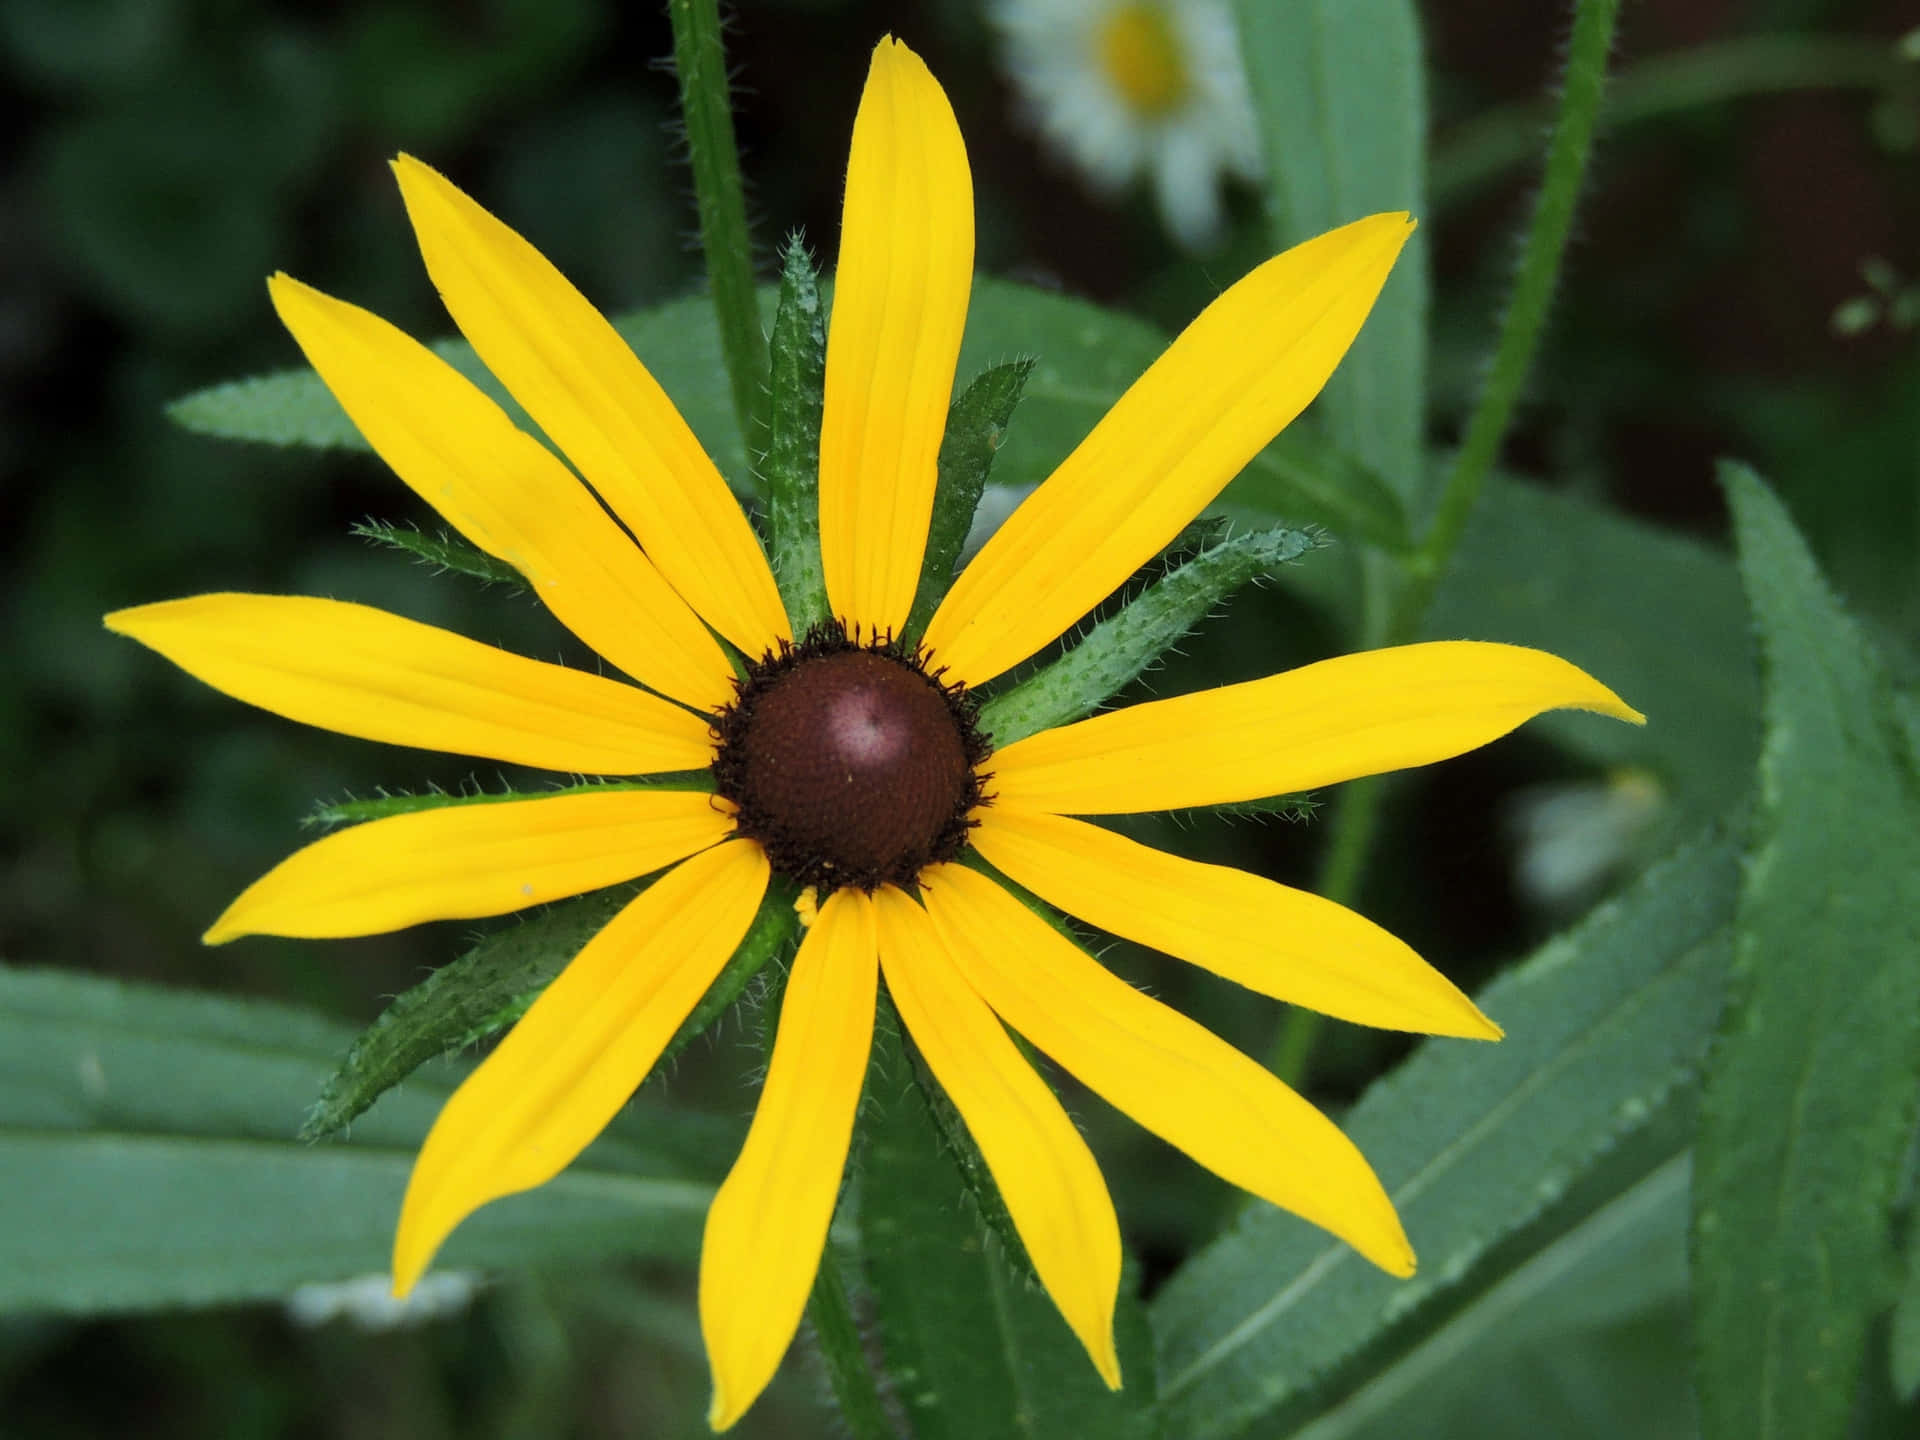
[1093,1337,1123,1391]
[199,915,242,947]
[706,1387,744,1433]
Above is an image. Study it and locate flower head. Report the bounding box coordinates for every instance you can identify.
[105,38,1641,1431]
[990,0,1263,250]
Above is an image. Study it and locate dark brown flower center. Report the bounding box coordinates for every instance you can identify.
[712,629,989,892]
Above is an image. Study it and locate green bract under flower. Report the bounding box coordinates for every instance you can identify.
[103,35,1642,1433]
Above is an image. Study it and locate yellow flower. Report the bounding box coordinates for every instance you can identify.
[105,38,1641,1431]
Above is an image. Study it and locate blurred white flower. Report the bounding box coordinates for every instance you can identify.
[1509,768,1665,914]
[286,1270,482,1331]
[990,0,1262,251]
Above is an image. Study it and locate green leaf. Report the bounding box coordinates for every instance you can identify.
[169,289,753,483]
[1690,464,1920,1440]
[906,358,1034,641]
[303,877,799,1141]
[304,774,712,829]
[955,281,1409,552]
[170,278,1408,552]
[764,236,828,633]
[1234,0,1429,505]
[1292,1151,1695,1440]
[1151,832,1739,1440]
[0,965,736,1314]
[861,1003,1158,1440]
[1425,476,1758,822]
[348,518,524,588]
[977,524,1319,748]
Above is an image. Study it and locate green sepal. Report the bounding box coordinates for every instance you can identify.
[860,989,1159,1440]
[977,523,1320,748]
[349,518,523,589]
[764,236,829,633]
[301,875,801,1141]
[305,774,714,830]
[905,358,1036,641]
[887,991,1041,1293]
[1690,463,1920,1440]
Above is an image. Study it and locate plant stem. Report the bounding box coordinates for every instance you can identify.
[1271,0,1624,1086]
[808,1246,897,1440]
[667,0,770,466]
[1395,0,1622,643]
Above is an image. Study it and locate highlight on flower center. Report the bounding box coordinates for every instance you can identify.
[990,0,1263,250]
[102,36,1643,1434]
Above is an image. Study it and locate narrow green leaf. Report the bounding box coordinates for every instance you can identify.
[861,1002,1158,1440]
[1691,464,1920,1440]
[905,359,1035,641]
[765,237,828,633]
[302,877,799,1141]
[1233,0,1429,506]
[168,290,752,481]
[349,519,524,588]
[977,524,1318,748]
[1151,832,1739,1440]
[304,774,712,829]
[171,279,1408,551]
[1425,476,1757,822]
[300,888,631,1140]
[1293,1151,1695,1440]
[0,965,737,1314]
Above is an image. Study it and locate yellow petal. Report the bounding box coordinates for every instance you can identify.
[992,641,1645,814]
[817,38,974,638]
[206,789,732,944]
[872,885,1123,1388]
[390,155,788,658]
[393,839,769,1293]
[268,273,736,712]
[919,863,1414,1277]
[923,214,1412,686]
[104,594,715,775]
[972,810,1498,1040]
[702,889,877,1431]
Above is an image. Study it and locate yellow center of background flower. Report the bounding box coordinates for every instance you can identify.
[1095,3,1189,118]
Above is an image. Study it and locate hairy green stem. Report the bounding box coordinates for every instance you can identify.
[667,0,769,465]
[1272,0,1623,1086]
[808,1248,897,1440]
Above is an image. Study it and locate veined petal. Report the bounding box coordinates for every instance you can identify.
[993,641,1645,814]
[268,273,736,712]
[702,889,877,1431]
[105,595,717,775]
[920,863,1414,1277]
[872,885,1123,1388]
[393,839,769,1293]
[390,155,788,658]
[972,810,1498,1040]
[923,214,1412,686]
[207,789,732,944]
[818,37,974,638]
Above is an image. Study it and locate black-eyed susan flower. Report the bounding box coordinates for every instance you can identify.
[990,0,1261,250]
[105,37,1641,1432]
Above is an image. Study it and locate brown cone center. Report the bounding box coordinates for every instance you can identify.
[728,649,974,890]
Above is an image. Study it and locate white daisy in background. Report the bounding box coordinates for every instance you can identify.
[990,0,1263,251]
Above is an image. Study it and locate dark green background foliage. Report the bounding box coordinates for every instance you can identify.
[2,0,1917,1436]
